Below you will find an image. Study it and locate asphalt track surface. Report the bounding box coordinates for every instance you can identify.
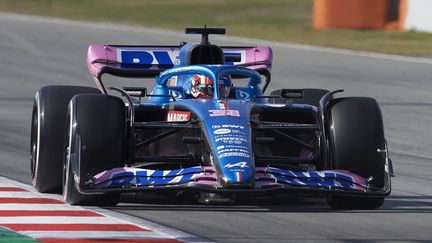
[0,13,431,242]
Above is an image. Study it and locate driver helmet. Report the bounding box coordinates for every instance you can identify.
[190,74,214,98]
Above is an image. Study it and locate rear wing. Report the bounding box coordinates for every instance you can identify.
[87,44,273,92]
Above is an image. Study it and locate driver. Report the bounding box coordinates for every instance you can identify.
[189,74,214,98]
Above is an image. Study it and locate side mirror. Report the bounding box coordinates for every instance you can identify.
[280,89,303,99]
[123,87,147,97]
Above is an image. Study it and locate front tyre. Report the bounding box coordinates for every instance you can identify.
[30,85,100,193]
[63,94,125,206]
[326,97,387,210]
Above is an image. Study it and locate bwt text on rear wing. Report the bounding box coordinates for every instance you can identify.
[86,44,272,93]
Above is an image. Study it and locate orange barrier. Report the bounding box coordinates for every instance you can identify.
[313,0,405,30]
[398,0,408,31]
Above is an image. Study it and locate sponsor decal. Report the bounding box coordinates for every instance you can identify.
[108,168,201,187]
[265,168,364,190]
[225,145,248,150]
[224,161,249,168]
[91,166,366,191]
[212,124,244,129]
[214,134,248,147]
[217,148,249,154]
[236,90,250,99]
[214,133,247,139]
[215,137,247,144]
[209,110,240,117]
[166,111,191,122]
[214,128,231,135]
[219,152,250,159]
[119,49,177,66]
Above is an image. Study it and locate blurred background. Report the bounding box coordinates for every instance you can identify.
[0,1,432,242]
[0,0,431,56]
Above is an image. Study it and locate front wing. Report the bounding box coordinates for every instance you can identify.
[78,166,391,197]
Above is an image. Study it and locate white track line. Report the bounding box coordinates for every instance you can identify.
[0,204,87,210]
[23,231,169,239]
[0,192,50,198]
[0,216,124,224]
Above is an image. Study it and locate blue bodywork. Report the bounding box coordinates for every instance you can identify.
[149,65,264,187]
[88,64,370,192]
[84,41,377,195]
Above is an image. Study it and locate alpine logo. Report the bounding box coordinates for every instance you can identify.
[166,111,191,122]
[224,161,249,168]
[236,90,250,99]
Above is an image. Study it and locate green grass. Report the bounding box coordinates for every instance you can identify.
[0,227,39,242]
[1,0,432,56]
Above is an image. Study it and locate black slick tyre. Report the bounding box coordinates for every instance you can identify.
[63,94,125,206]
[30,85,100,193]
[326,97,386,210]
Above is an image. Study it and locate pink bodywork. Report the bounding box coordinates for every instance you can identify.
[86,44,273,79]
[87,44,118,79]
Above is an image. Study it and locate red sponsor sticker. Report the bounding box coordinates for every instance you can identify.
[166,111,191,122]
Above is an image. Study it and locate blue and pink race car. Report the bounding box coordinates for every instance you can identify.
[30,28,392,209]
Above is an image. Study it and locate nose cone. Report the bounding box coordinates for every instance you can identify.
[205,119,254,188]
[181,99,255,187]
[220,160,254,187]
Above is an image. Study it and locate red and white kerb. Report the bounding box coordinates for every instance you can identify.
[0,178,189,243]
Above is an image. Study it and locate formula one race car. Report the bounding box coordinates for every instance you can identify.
[30,27,392,209]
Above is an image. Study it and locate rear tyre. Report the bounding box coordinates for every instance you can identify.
[326,97,386,209]
[30,85,100,193]
[63,94,125,206]
[268,88,330,106]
